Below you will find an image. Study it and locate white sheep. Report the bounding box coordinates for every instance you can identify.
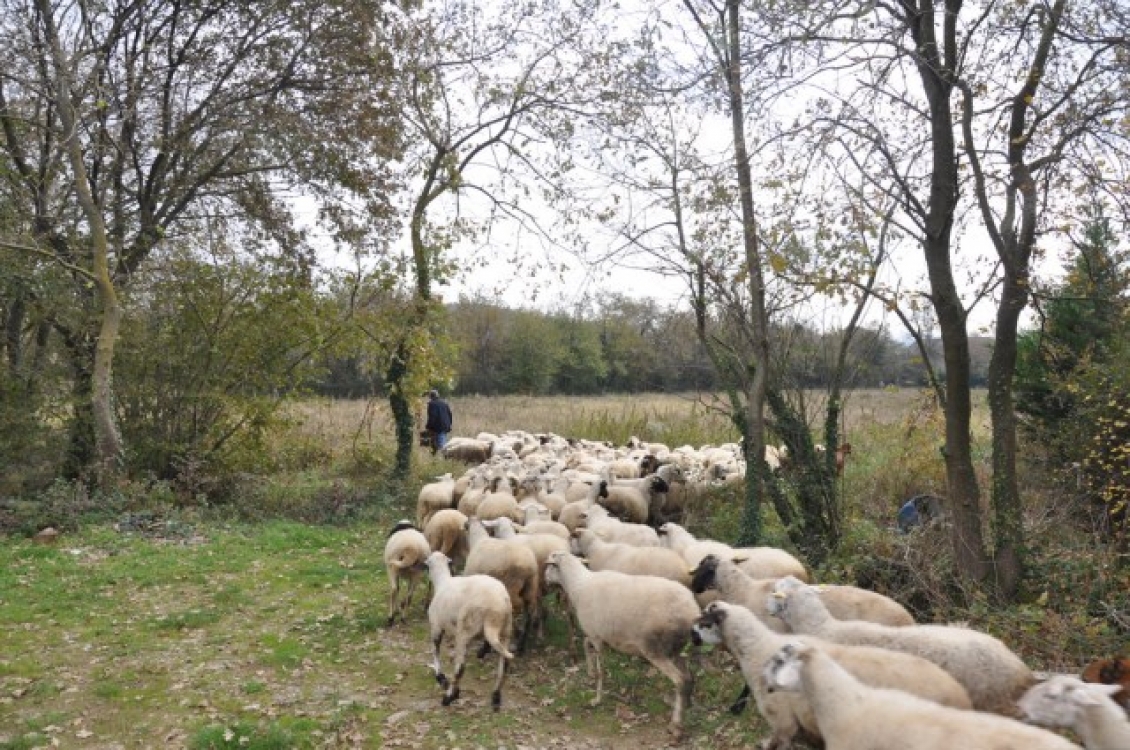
[580,504,661,547]
[570,528,691,587]
[659,522,808,581]
[544,551,699,740]
[423,508,469,571]
[383,520,431,626]
[423,552,513,710]
[519,504,570,540]
[476,475,522,523]
[689,554,914,632]
[416,473,456,527]
[1018,675,1130,750]
[463,517,540,654]
[692,601,970,748]
[441,437,494,464]
[761,642,1082,750]
[766,577,1034,714]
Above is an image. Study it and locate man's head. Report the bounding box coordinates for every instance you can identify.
[428,389,440,400]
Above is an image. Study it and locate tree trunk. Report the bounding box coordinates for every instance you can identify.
[387,342,415,480]
[59,330,98,481]
[723,0,771,547]
[988,273,1025,597]
[901,0,989,583]
[39,0,124,482]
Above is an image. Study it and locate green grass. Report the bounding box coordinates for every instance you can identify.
[2,390,1123,749]
[0,516,771,749]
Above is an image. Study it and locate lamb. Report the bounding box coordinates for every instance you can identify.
[690,554,914,632]
[692,601,971,748]
[416,473,456,527]
[544,551,699,739]
[383,520,431,626]
[761,642,1081,750]
[423,552,513,710]
[571,528,691,587]
[1018,676,1130,750]
[463,517,540,653]
[423,509,469,571]
[659,522,808,581]
[766,577,1034,714]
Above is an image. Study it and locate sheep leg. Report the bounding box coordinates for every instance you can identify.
[430,629,447,689]
[584,638,604,707]
[729,684,751,714]
[386,572,401,626]
[491,651,508,711]
[649,654,692,738]
[443,630,470,706]
[403,576,418,614]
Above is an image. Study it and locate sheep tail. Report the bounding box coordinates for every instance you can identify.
[483,614,515,660]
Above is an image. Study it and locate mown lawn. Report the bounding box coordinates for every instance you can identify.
[0,519,765,750]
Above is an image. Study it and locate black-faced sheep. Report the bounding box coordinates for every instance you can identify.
[659,522,808,581]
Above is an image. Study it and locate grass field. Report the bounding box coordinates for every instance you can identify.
[1,389,1124,749]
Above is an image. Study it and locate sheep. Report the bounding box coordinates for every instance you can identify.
[423,552,513,710]
[689,554,914,632]
[761,642,1082,750]
[519,504,570,540]
[476,475,521,523]
[693,601,971,748]
[441,437,494,464]
[423,508,469,571]
[570,528,691,586]
[1018,675,1130,750]
[766,577,1034,714]
[456,473,490,517]
[608,463,687,525]
[580,504,661,547]
[463,517,540,654]
[556,499,590,532]
[595,479,650,525]
[544,551,699,739]
[659,522,808,581]
[1082,656,1130,710]
[483,516,571,639]
[416,473,456,527]
[383,520,431,626]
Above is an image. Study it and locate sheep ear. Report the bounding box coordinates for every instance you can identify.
[1080,683,1123,702]
[578,557,590,567]
[731,554,749,563]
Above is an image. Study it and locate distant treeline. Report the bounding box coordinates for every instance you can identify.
[314,294,992,397]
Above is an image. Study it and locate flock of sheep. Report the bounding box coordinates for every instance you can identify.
[382,430,1130,749]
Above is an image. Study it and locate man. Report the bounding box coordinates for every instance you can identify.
[425,390,453,455]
